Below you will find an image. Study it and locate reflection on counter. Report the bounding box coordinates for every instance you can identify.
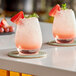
[52,47,76,71]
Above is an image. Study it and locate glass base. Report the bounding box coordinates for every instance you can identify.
[17,48,39,55]
[55,38,74,43]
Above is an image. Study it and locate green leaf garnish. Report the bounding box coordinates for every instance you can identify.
[24,13,39,18]
[62,3,67,10]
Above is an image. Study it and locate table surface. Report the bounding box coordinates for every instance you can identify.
[0,18,76,76]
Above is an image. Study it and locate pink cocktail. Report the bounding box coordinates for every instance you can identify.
[15,17,42,55]
[49,4,76,43]
[53,9,76,43]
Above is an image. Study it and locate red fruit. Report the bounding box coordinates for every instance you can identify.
[4,27,9,32]
[0,27,4,33]
[1,19,9,28]
[49,4,61,16]
[10,11,24,24]
[0,23,2,27]
[9,26,14,32]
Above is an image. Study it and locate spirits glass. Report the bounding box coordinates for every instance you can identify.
[15,17,42,55]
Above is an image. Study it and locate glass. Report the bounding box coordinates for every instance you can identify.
[15,17,42,55]
[53,9,76,43]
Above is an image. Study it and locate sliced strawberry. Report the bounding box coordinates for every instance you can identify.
[8,26,14,32]
[1,18,9,28]
[49,4,61,16]
[10,11,24,24]
[4,27,9,32]
[0,23,2,27]
[0,27,4,33]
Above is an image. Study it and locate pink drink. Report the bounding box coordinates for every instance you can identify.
[15,17,42,55]
[53,9,76,43]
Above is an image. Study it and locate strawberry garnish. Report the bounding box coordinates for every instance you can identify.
[49,4,61,16]
[10,11,24,24]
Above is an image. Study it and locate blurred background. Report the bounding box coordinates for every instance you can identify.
[0,0,74,23]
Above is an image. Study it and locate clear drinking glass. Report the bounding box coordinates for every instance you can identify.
[53,9,76,43]
[15,17,42,55]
